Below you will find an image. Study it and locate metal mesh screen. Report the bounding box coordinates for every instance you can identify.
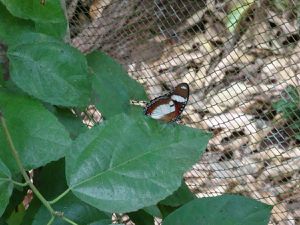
[68,0,300,224]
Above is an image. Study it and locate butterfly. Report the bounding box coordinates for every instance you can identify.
[144,83,189,122]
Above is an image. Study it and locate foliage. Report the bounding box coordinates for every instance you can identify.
[225,0,255,33]
[0,1,272,225]
[273,85,300,140]
[163,195,272,225]
[0,159,13,216]
[87,52,148,119]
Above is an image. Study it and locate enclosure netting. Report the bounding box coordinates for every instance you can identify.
[67,0,300,224]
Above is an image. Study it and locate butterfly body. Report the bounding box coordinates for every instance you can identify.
[144,83,189,122]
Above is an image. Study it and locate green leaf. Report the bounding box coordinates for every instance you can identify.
[51,107,88,140]
[0,159,13,217]
[31,159,111,225]
[34,159,68,199]
[0,65,4,88]
[33,194,111,225]
[2,187,27,221]
[0,91,71,172]
[0,218,7,225]
[6,203,25,225]
[157,181,196,218]
[226,0,255,33]
[87,51,148,119]
[66,113,211,213]
[35,21,67,40]
[160,180,196,207]
[163,195,273,225]
[7,33,91,107]
[280,85,300,104]
[143,205,162,218]
[273,86,300,120]
[270,0,291,12]
[158,205,177,219]
[0,3,34,45]
[0,0,65,24]
[128,210,155,225]
[22,159,67,225]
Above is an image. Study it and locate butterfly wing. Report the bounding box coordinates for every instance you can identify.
[144,95,173,120]
[144,83,189,122]
[169,83,189,121]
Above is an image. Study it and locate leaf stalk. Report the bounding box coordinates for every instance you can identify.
[49,188,71,204]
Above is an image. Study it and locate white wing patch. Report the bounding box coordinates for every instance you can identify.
[150,102,175,119]
[171,94,187,103]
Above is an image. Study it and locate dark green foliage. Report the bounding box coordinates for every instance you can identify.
[163,195,273,225]
[0,0,66,39]
[8,33,91,107]
[66,113,211,213]
[0,91,72,173]
[0,1,272,225]
[273,85,300,140]
[0,159,13,217]
[87,51,148,119]
[31,160,111,225]
[0,4,34,45]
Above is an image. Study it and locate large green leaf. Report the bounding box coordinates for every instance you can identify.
[0,3,34,45]
[35,21,67,40]
[163,195,273,225]
[0,91,71,172]
[0,0,65,23]
[7,33,91,107]
[87,52,148,119]
[31,159,111,225]
[0,0,66,39]
[66,113,211,213]
[50,107,88,140]
[160,180,196,207]
[0,159,13,217]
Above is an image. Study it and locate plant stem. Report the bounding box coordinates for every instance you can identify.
[46,216,55,225]
[0,178,27,189]
[62,216,79,225]
[49,188,71,204]
[0,114,55,215]
[12,180,28,187]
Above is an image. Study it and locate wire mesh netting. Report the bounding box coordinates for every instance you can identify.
[67,0,300,224]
